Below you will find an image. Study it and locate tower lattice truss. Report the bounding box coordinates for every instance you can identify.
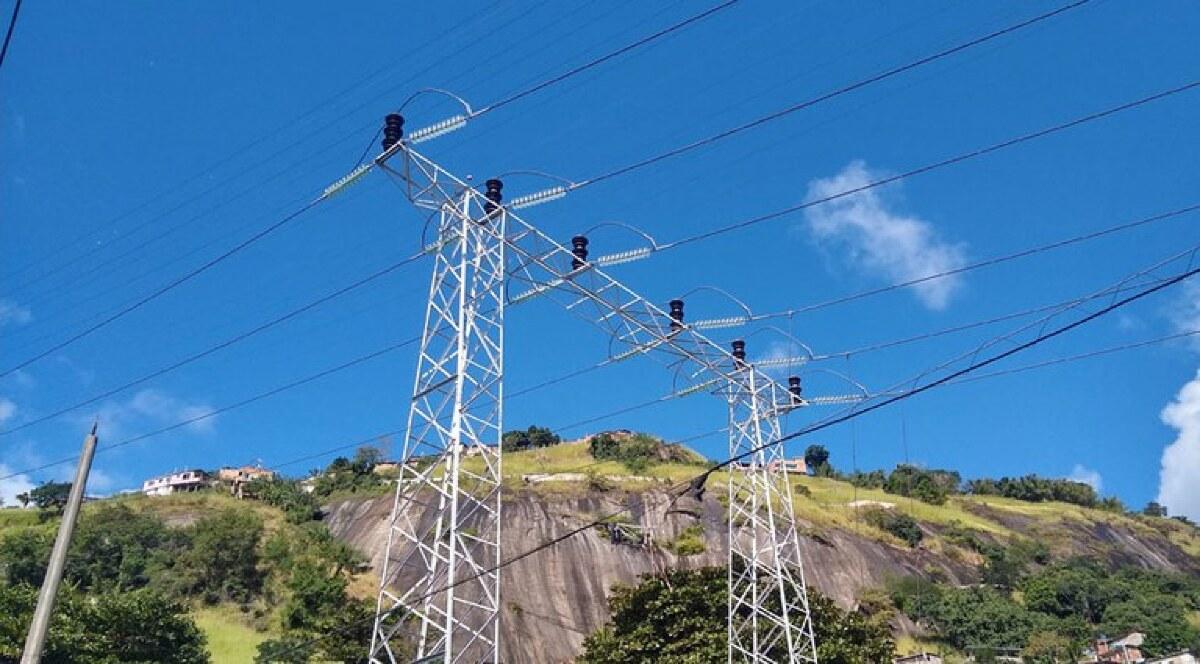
[368,132,819,663]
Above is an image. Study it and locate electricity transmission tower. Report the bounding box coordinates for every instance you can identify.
[369,115,507,663]
[367,114,818,662]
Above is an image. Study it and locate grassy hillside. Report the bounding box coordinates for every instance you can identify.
[479,439,1200,567]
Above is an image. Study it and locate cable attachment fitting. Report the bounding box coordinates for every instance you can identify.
[482,179,503,224]
[668,299,685,332]
[382,114,405,150]
[571,236,589,270]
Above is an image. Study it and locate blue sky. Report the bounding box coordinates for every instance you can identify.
[1,1,1198,517]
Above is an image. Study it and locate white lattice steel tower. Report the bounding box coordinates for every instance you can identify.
[726,362,818,663]
[360,112,824,663]
[369,114,506,664]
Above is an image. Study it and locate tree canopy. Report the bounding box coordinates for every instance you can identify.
[579,566,893,663]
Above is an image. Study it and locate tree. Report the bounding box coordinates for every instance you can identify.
[1143,501,1168,517]
[579,566,892,663]
[66,503,174,593]
[0,584,208,663]
[28,481,72,515]
[803,445,831,476]
[352,445,385,472]
[502,425,562,452]
[176,508,263,602]
[0,527,53,586]
[1022,631,1079,664]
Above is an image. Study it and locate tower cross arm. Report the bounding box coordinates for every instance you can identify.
[379,144,802,415]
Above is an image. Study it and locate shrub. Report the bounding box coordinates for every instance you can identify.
[502,425,561,452]
[667,525,706,556]
[588,432,684,471]
[863,508,923,547]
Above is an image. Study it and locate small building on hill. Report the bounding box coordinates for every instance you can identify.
[141,469,208,497]
[217,464,276,499]
[1082,633,1146,663]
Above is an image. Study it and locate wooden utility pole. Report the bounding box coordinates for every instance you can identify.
[21,422,98,664]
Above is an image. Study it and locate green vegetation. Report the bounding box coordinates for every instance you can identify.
[588,431,695,472]
[890,559,1200,657]
[665,524,706,556]
[307,445,391,499]
[803,444,832,477]
[193,606,269,662]
[967,475,1099,508]
[501,425,561,452]
[579,566,893,663]
[862,507,923,547]
[0,584,208,663]
[0,491,374,663]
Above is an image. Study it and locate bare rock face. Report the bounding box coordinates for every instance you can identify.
[323,490,975,663]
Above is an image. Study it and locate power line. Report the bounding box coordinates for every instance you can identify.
[711,203,1200,326]
[0,336,419,483]
[473,0,741,117]
[0,0,20,73]
[0,197,327,378]
[10,1,730,307]
[0,250,428,435]
[745,266,1200,455]
[568,0,1092,191]
[0,3,510,286]
[650,80,1199,252]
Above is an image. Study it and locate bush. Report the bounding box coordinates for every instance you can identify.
[589,432,685,472]
[863,508,923,547]
[666,525,706,556]
[502,425,561,452]
[884,465,959,505]
[966,474,1098,508]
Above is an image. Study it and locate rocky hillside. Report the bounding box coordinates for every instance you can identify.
[323,440,1200,663]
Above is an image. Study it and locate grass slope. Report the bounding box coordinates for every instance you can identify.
[193,605,271,663]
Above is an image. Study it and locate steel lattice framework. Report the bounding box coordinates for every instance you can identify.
[369,155,507,663]
[726,369,818,662]
[369,133,819,662]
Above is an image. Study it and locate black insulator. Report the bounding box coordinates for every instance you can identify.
[571,235,589,270]
[482,178,503,222]
[731,339,746,365]
[382,114,405,150]
[788,376,803,402]
[668,299,685,331]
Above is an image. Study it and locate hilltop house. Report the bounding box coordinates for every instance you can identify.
[732,457,808,475]
[141,469,208,497]
[1082,633,1146,663]
[217,464,276,499]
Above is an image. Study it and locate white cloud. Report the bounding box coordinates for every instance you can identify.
[1169,280,1200,350]
[803,160,968,310]
[1067,464,1103,493]
[1157,370,1200,521]
[0,464,35,508]
[90,388,217,437]
[0,300,31,327]
[0,398,15,425]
